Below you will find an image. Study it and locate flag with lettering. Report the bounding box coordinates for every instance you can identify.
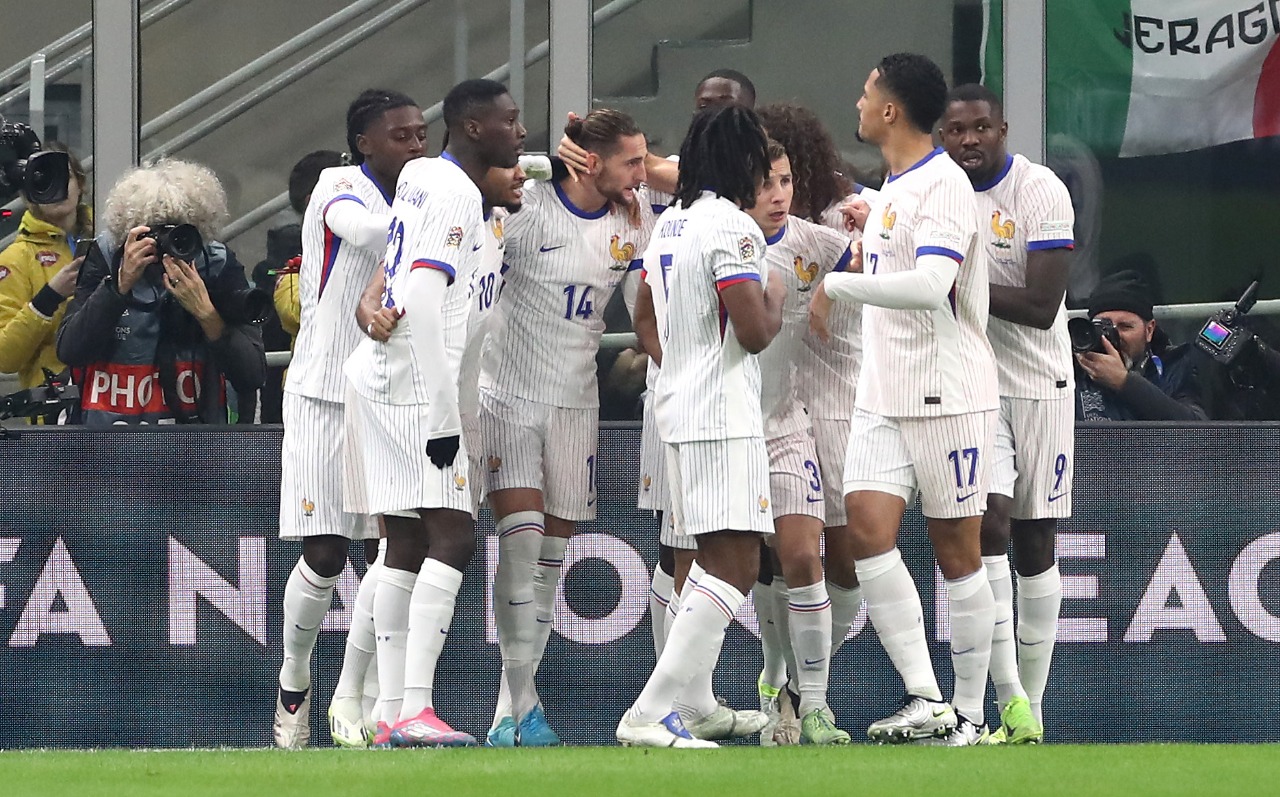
[1044,0,1280,156]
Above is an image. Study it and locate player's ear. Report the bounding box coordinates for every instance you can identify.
[585,151,602,176]
[465,117,483,143]
[882,101,897,126]
[355,132,372,160]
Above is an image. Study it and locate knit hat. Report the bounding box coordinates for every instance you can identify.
[1088,269,1154,321]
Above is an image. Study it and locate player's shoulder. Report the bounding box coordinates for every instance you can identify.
[312,165,364,200]
[1009,154,1071,196]
[788,215,848,249]
[399,157,482,208]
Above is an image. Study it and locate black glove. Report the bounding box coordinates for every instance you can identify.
[425,435,461,469]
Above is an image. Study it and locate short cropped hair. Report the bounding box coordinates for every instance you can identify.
[697,68,757,106]
[945,83,1004,120]
[875,53,948,134]
[442,79,510,130]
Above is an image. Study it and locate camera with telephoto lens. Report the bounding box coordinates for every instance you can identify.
[209,284,273,325]
[1196,280,1260,367]
[0,122,70,205]
[1068,315,1123,355]
[143,223,204,262]
[0,369,79,423]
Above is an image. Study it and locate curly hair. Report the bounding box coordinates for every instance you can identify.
[101,159,228,247]
[756,103,851,222]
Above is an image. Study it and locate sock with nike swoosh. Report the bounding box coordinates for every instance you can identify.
[788,580,833,715]
[984,554,1028,709]
[947,567,996,725]
[279,558,341,693]
[1017,564,1062,725]
[492,511,544,724]
[400,558,465,720]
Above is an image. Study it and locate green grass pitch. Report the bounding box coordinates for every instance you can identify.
[2,745,1277,797]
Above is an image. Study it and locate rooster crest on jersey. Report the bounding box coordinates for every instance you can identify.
[793,256,819,291]
[991,211,1015,248]
[879,203,896,239]
[641,474,652,492]
[758,495,770,513]
[738,236,756,262]
[301,499,315,517]
[446,226,464,247]
[453,473,467,491]
[609,234,636,270]
[488,456,502,473]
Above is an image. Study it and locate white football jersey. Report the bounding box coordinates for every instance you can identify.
[479,180,656,408]
[459,208,509,420]
[757,216,852,439]
[343,155,485,407]
[643,193,768,443]
[287,164,393,402]
[857,148,998,417]
[974,153,1076,399]
[797,188,881,419]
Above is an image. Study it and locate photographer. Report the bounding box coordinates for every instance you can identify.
[55,159,266,425]
[1074,270,1207,421]
[0,143,92,412]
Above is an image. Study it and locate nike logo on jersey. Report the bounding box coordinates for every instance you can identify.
[539,244,567,253]
[805,496,823,503]
[472,243,483,251]
[956,491,978,503]
[1047,492,1068,502]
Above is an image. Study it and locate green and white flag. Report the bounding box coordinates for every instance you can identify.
[1042,1,1280,156]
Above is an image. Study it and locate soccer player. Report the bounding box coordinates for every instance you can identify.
[743,138,854,745]
[616,104,784,748]
[273,89,425,750]
[940,83,1074,743]
[343,78,525,748]
[810,53,999,746]
[755,102,880,741]
[479,108,655,747]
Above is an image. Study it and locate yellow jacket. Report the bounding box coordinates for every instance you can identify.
[274,272,301,340]
[0,210,79,389]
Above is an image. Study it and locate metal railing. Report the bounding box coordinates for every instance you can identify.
[223,0,644,241]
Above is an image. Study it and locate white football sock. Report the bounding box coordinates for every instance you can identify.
[333,552,383,701]
[856,549,941,701]
[752,581,787,690]
[492,511,544,723]
[279,558,340,693]
[533,535,567,664]
[1017,564,1062,725]
[362,655,380,726]
[771,576,798,695]
[673,562,721,721]
[984,554,1027,709]
[399,559,464,719]
[788,581,833,715]
[633,572,744,723]
[650,566,675,658]
[947,568,996,725]
[373,565,415,725]
[828,580,863,658]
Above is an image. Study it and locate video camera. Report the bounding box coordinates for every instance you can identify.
[0,122,70,205]
[1196,281,1260,367]
[1068,315,1122,355]
[0,369,79,427]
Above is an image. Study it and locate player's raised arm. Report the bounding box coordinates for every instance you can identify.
[324,196,395,253]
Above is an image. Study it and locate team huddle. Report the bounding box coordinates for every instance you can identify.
[271,51,1076,751]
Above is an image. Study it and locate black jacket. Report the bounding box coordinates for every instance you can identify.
[1075,339,1208,421]
[56,238,266,425]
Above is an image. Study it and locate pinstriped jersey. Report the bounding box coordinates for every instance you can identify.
[459,208,508,420]
[857,148,998,417]
[758,217,852,439]
[795,188,880,419]
[975,154,1076,399]
[644,193,768,443]
[479,180,656,408]
[343,155,484,406]
[287,164,392,402]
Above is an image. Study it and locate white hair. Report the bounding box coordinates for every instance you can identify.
[101,158,229,247]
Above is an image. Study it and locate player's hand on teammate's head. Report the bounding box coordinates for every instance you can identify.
[557,113,589,182]
[809,281,833,343]
[425,434,461,469]
[840,198,871,233]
